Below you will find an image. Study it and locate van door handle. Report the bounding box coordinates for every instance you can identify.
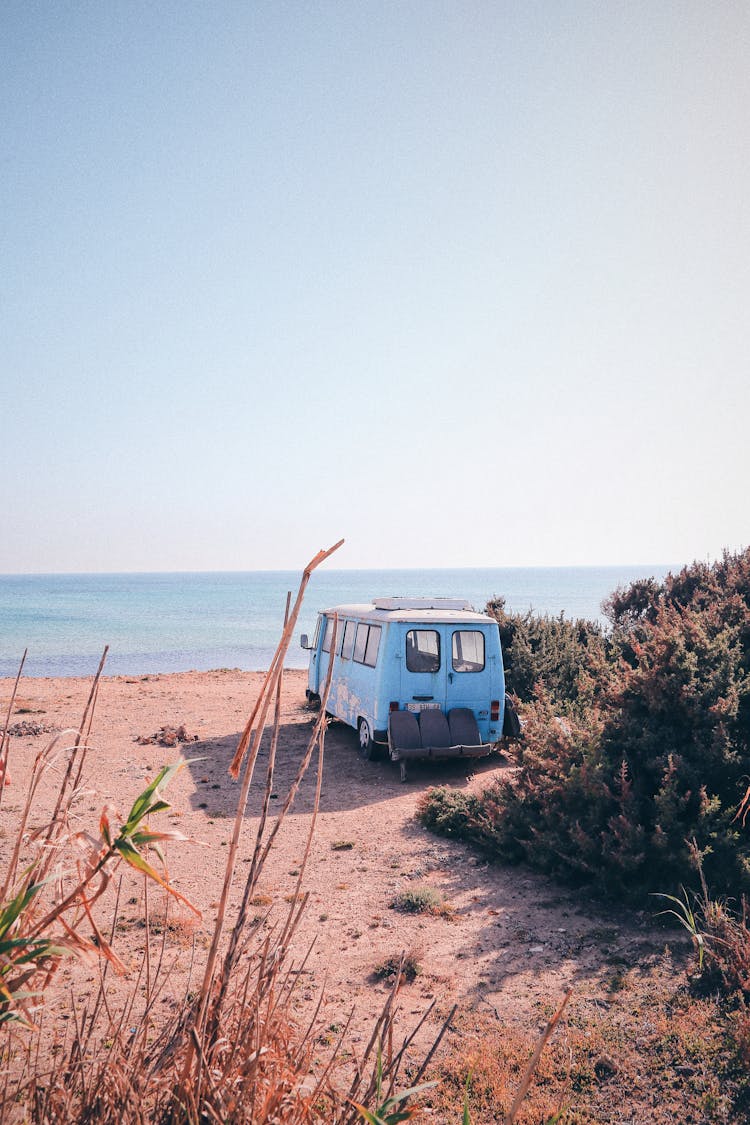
[448,672,453,683]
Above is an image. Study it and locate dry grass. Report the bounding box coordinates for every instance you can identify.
[0,543,469,1124]
[249,893,274,907]
[423,962,750,1124]
[390,885,454,918]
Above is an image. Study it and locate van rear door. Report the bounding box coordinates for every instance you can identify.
[399,624,448,710]
[447,626,502,738]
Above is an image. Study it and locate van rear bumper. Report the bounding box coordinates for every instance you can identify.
[389,742,495,762]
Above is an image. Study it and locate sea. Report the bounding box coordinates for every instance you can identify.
[0,565,673,679]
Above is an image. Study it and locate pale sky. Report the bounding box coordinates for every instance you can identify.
[2,1,748,573]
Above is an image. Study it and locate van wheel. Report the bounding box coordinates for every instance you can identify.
[358,719,376,761]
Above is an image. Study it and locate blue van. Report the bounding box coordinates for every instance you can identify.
[300,597,511,779]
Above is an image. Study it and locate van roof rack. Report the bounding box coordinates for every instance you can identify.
[372,597,474,612]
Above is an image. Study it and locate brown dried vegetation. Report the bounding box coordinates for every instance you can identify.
[0,543,461,1124]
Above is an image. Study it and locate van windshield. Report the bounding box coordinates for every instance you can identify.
[406,629,440,673]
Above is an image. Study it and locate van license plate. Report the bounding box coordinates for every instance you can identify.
[406,702,441,713]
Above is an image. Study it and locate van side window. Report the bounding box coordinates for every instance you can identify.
[322,616,336,654]
[406,629,440,673]
[353,623,368,664]
[452,630,485,672]
[352,623,382,667]
[313,615,322,650]
[364,625,381,667]
[341,620,357,660]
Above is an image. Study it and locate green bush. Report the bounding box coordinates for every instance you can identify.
[421,549,750,902]
[416,786,481,842]
[485,597,608,714]
[390,885,452,916]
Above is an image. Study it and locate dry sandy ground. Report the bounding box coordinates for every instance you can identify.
[1,669,689,1109]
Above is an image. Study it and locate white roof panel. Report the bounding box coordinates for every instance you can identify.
[372,597,473,611]
[318,600,495,625]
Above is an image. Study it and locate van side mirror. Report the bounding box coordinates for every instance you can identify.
[300,634,309,650]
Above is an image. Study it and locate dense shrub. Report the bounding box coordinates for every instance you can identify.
[485,597,609,713]
[421,549,750,901]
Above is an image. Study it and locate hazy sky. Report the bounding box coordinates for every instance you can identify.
[2,1,748,573]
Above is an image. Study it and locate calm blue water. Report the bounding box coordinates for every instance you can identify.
[0,566,673,678]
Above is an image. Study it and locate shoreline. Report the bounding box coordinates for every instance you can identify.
[0,665,309,685]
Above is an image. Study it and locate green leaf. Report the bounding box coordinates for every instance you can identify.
[114,837,160,879]
[380,1081,438,1113]
[125,760,186,830]
[12,941,68,965]
[113,836,199,915]
[0,1010,28,1026]
[462,1072,472,1125]
[0,881,45,939]
[145,799,171,817]
[128,828,188,846]
[350,1105,387,1125]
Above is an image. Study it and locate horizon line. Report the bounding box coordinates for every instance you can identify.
[0,561,681,579]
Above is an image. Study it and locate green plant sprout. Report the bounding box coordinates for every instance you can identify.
[652,886,705,970]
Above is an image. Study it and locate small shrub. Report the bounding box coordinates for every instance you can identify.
[144,905,201,947]
[670,858,750,1000]
[331,839,355,850]
[416,786,481,843]
[373,948,422,983]
[390,885,452,916]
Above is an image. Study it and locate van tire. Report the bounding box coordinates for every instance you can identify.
[358,719,376,761]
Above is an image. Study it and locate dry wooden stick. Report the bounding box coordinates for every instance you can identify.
[229,539,343,777]
[0,648,26,803]
[208,592,292,1025]
[276,614,337,951]
[0,729,78,902]
[185,540,343,1081]
[504,987,573,1125]
[44,645,108,855]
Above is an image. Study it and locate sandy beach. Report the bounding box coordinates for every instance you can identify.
[1,669,680,1030]
[1,667,700,1121]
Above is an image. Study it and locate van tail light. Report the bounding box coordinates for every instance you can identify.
[490,700,500,722]
[389,701,400,712]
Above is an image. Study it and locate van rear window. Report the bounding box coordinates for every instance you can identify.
[353,623,381,668]
[452,630,485,672]
[406,630,440,673]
